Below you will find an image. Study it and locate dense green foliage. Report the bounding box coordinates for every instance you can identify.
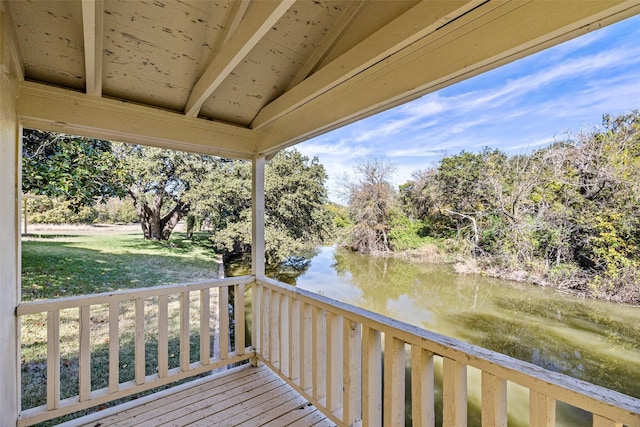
[22,130,128,208]
[208,150,335,264]
[390,111,640,303]
[24,131,334,263]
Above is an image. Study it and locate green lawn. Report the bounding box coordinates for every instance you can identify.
[20,231,223,423]
[22,232,220,301]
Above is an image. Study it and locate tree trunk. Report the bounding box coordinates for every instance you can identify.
[130,188,189,241]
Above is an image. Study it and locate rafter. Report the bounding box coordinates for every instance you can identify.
[184,0,295,118]
[81,0,103,97]
[252,0,487,131]
[286,1,365,92]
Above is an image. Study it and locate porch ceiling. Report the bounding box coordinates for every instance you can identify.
[6,0,640,159]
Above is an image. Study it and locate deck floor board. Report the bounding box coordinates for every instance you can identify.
[68,365,335,427]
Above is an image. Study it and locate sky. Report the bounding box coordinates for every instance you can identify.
[296,14,640,202]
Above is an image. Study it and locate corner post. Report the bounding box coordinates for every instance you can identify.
[0,0,22,420]
[250,156,265,367]
[251,156,266,277]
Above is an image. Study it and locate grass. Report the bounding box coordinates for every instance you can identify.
[20,230,226,425]
[22,231,220,301]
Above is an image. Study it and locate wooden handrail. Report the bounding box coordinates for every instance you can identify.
[254,276,640,427]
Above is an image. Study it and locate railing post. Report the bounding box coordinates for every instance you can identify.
[443,357,467,427]
[411,347,435,427]
[362,326,382,427]
[134,298,145,385]
[482,371,507,427]
[235,283,245,356]
[530,390,555,427]
[383,334,405,427]
[79,306,91,402]
[46,310,60,410]
[343,319,362,426]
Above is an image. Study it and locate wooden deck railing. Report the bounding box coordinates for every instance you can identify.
[16,276,254,427]
[16,275,640,427]
[253,277,640,427]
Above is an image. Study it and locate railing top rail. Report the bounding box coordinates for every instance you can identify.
[17,275,253,315]
[256,276,640,425]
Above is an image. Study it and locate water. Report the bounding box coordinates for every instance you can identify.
[227,246,640,425]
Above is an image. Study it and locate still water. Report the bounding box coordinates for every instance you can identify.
[227,246,640,426]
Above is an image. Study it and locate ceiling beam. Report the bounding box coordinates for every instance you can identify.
[286,1,365,91]
[18,82,258,159]
[251,0,488,131]
[184,0,295,118]
[256,0,640,155]
[81,0,103,97]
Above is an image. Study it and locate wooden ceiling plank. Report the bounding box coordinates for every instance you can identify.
[81,0,103,97]
[184,0,295,118]
[18,81,258,159]
[251,0,488,131]
[286,1,366,91]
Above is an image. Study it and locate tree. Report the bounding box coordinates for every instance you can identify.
[210,149,335,264]
[344,158,397,253]
[22,129,128,209]
[117,144,217,241]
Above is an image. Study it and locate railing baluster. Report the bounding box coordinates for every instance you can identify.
[481,371,507,427]
[383,334,405,427]
[108,302,119,393]
[312,306,327,403]
[251,283,261,361]
[362,326,382,427]
[78,305,91,402]
[200,288,210,364]
[290,297,300,383]
[134,298,145,385]
[280,294,290,377]
[235,284,245,356]
[261,287,271,361]
[180,291,190,371]
[300,302,312,392]
[592,414,623,427]
[219,286,229,360]
[326,312,343,415]
[158,294,168,378]
[530,390,556,427]
[443,357,467,427]
[411,347,434,427]
[46,310,60,410]
[269,290,281,370]
[343,319,361,426]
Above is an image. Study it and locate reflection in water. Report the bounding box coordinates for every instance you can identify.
[227,246,640,426]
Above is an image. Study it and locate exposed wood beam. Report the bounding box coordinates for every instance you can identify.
[184,0,295,118]
[252,0,488,131]
[222,0,252,46]
[256,0,640,155]
[81,0,103,97]
[286,1,365,91]
[18,82,258,159]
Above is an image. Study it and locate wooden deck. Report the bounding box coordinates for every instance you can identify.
[61,365,336,427]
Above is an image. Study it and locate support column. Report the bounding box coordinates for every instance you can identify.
[251,156,266,277]
[0,0,22,422]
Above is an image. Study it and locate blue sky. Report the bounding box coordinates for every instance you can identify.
[297,14,640,202]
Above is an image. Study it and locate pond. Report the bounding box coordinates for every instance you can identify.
[226,246,640,426]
